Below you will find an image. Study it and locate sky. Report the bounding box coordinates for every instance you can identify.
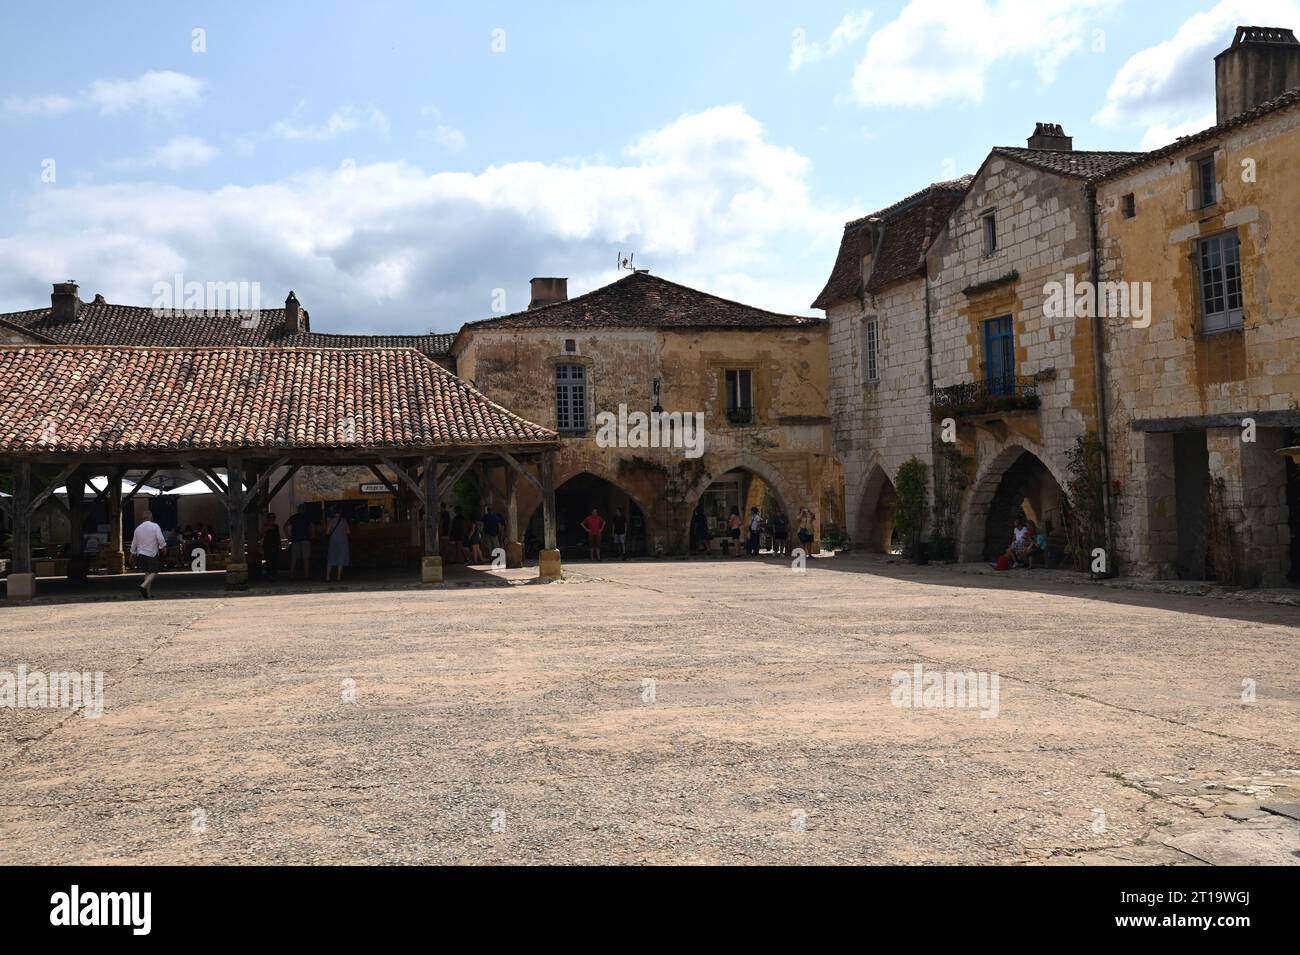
[1,0,1297,333]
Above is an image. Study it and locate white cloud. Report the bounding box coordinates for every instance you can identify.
[790,11,872,70]
[850,0,1115,107]
[272,105,389,141]
[0,106,848,328]
[432,125,467,150]
[1094,0,1300,140]
[3,94,78,117]
[87,70,205,115]
[150,136,218,169]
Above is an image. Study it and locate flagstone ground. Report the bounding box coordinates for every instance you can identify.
[1,554,1297,865]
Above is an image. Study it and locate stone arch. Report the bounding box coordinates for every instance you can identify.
[959,441,1070,562]
[683,455,802,527]
[852,462,897,553]
[522,467,659,557]
[519,462,660,539]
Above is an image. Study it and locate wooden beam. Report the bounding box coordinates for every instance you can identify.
[178,464,226,498]
[105,468,124,573]
[11,462,31,574]
[28,463,80,516]
[201,467,229,495]
[264,465,300,507]
[245,456,290,511]
[378,456,425,501]
[67,470,86,560]
[122,469,158,503]
[437,452,481,499]
[540,451,557,551]
[505,465,518,542]
[226,457,246,569]
[367,465,402,499]
[422,455,440,556]
[497,449,544,494]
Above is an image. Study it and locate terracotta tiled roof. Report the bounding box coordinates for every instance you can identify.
[812,177,972,308]
[1096,86,1300,180]
[0,346,555,455]
[0,301,455,358]
[458,271,820,338]
[990,147,1145,179]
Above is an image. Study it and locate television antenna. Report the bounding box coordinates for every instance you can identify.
[617,252,636,272]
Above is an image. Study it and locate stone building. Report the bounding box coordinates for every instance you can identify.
[814,179,969,551]
[1094,27,1300,586]
[453,271,839,555]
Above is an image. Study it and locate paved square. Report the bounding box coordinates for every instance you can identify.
[2,557,1298,864]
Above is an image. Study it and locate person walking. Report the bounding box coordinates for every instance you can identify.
[746,506,762,556]
[130,509,167,598]
[611,507,627,559]
[284,503,315,580]
[797,508,815,554]
[260,513,282,580]
[728,506,743,557]
[325,506,351,581]
[466,512,484,564]
[581,507,605,561]
[481,506,503,559]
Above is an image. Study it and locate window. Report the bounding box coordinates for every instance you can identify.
[1195,154,1217,208]
[981,212,997,257]
[863,317,880,383]
[724,369,753,425]
[1122,193,1136,219]
[983,315,1015,396]
[1196,231,1244,333]
[554,363,587,431]
[564,338,576,353]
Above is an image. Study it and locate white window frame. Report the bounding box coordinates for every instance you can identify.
[863,316,880,383]
[1196,231,1244,334]
[554,363,587,431]
[724,368,754,425]
[981,211,997,257]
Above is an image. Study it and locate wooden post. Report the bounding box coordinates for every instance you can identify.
[421,455,442,583]
[538,451,560,580]
[106,468,124,574]
[504,464,522,568]
[243,463,262,579]
[67,469,88,583]
[8,461,34,598]
[226,457,247,588]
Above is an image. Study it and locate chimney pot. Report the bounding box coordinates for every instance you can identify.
[50,281,82,322]
[1027,122,1073,151]
[1215,25,1300,123]
[529,277,568,309]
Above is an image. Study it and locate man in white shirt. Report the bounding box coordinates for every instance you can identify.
[130,510,168,598]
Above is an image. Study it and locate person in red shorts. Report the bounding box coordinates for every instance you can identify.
[580,507,606,561]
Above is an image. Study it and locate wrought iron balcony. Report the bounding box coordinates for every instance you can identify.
[931,376,1040,420]
[725,406,754,425]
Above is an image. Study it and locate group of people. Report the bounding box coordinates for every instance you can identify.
[439,503,510,565]
[266,503,353,581]
[691,504,815,557]
[578,507,628,560]
[994,517,1049,570]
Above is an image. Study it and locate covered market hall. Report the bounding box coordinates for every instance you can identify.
[0,345,564,600]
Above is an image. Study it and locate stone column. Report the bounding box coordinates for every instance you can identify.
[225,457,247,589]
[504,465,522,568]
[105,468,125,575]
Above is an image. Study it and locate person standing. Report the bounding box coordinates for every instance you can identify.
[450,506,468,563]
[261,513,282,580]
[284,503,315,580]
[131,509,167,599]
[481,506,502,559]
[691,504,710,555]
[581,507,605,561]
[771,510,789,556]
[325,506,350,581]
[797,508,815,554]
[466,512,484,564]
[728,506,743,557]
[746,506,762,556]
[611,507,627,559]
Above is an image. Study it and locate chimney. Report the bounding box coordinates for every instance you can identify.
[1026,122,1073,151]
[1215,26,1300,122]
[529,277,568,309]
[50,281,82,322]
[284,291,307,333]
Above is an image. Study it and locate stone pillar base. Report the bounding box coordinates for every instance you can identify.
[105,551,125,575]
[225,562,249,590]
[421,556,444,583]
[506,541,523,569]
[7,572,36,600]
[538,548,562,580]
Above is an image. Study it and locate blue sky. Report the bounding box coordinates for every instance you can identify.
[1,0,1295,332]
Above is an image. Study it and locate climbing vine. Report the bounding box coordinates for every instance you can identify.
[1063,432,1106,573]
[894,456,929,561]
[930,440,972,562]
